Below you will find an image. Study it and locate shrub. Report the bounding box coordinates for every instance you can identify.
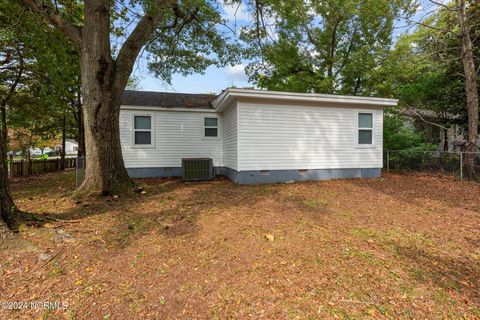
[384,114,436,151]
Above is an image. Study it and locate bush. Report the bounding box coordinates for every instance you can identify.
[45,151,58,157]
[383,114,436,151]
[388,145,437,171]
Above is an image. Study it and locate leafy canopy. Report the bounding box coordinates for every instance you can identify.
[1,0,80,151]
[242,0,416,95]
[380,2,480,131]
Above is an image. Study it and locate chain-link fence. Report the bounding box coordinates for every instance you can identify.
[385,150,480,181]
[76,156,85,188]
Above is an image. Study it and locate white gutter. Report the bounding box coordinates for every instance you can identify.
[212,88,398,112]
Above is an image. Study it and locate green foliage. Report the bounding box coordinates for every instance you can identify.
[388,148,459,172]
[1,0,243,152]
[383,113,436,151]
[126,75,142,90]
[380,3,480,132]
[240,0,477,152]
[242,0,416,95]
[145,0,241,83]
[0,0,80,152]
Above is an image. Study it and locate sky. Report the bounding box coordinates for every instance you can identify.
[133,63,250,94]
[132,2,251,94]
[132,0,439,95]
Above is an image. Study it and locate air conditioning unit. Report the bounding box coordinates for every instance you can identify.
[182,158,214,181]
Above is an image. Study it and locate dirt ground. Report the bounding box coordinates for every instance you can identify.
[0,171,479,319]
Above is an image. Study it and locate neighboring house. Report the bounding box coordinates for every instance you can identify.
[55,139,79,155]
[401,109,466,151]
[120,88,397,184]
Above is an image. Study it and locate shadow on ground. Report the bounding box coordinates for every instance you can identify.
[349,172,480,213]
[392,242,480,305]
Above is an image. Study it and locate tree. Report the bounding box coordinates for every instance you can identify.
[408,1,478,148]
[4,32,79,161]
[0,0,82,228]
[20,0,239,195]
[382,0,479,155]
[383,114,436,151]
[379,22,466,149]
[0,124,15,238]
[242,0,416,95]
[455,0,479,155]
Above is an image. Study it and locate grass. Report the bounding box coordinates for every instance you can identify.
[1,171,480,319]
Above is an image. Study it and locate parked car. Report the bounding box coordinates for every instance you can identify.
[29,148,42,156]
[7,151,22,157]
[43,147,54,154]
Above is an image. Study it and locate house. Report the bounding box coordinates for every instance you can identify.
[55,139,79,155]
[120,88,397,184]
[401,108,466,151]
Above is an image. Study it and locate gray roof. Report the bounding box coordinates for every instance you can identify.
[122,90,217,109]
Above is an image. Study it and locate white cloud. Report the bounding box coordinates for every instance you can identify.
[225,64,248,81]
[222,1,249,22]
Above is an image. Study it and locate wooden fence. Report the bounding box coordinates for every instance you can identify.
[9,157,76,178]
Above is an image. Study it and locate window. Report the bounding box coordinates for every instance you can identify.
[358,113,373,145]
[133,115,152,145]
[204,117,218,137]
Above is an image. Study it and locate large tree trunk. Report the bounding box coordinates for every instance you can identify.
[80,89,129,194]
[0,103,7,168]
[20,0,168,194]
[457,0,479,149]
[457,0,479,177]
[0,128,16,237]
[78,0,130,194]
[0,56,24,173]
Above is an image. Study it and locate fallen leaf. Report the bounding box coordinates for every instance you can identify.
[265,234,275,241]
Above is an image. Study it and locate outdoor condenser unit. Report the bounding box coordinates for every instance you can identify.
[182,158,214,181]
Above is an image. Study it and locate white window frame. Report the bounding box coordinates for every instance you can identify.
[356,111,375,148]
[203,116,219,139]
[132,113,155,148]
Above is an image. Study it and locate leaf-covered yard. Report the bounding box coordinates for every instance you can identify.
[1,171,479,319]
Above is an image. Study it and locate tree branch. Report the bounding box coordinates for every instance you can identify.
[335,27,358,78]
[1,45,25,108]
[426,0,456,12]
[4,8,28,31]
[114,1,175,90]
[407,108,480,150]
[20,0,82,48]
[402,17,458,36]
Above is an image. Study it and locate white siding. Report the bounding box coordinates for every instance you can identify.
[65,141,78,155]
[120,109,223,168]
[222,103,238,170]
[237,101,383,171]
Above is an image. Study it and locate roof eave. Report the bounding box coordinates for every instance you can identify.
[212,88,398,112]
[120,105,216,112]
